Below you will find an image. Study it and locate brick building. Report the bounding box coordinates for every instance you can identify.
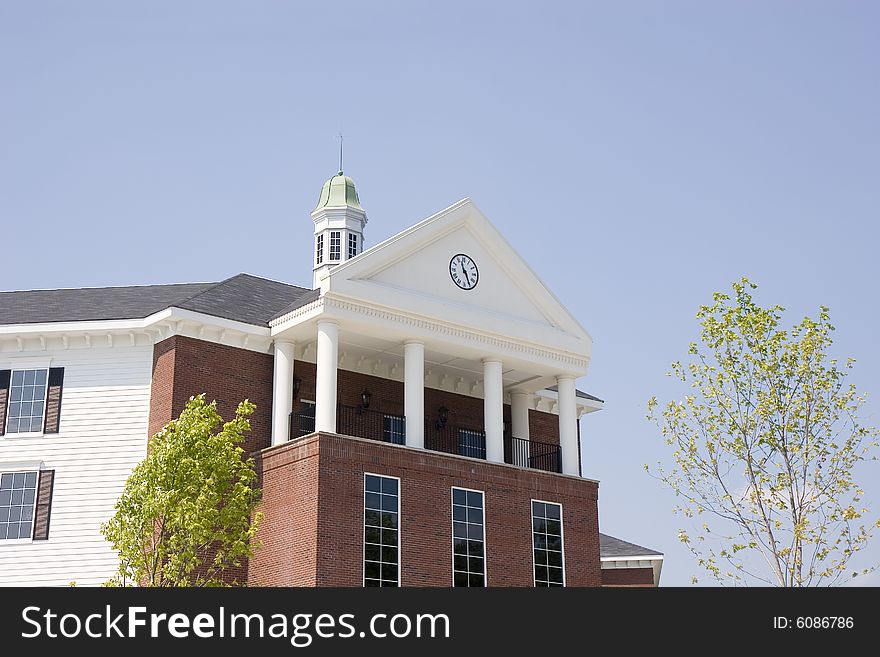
[0,171,662,586]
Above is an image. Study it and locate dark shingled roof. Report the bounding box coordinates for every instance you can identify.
[599,533,663,559]
[0,273,315,327]
[547,385,604,404]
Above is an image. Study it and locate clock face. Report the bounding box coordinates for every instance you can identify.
[449,254,479,290]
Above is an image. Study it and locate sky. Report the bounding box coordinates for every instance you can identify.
[2,1,878,586]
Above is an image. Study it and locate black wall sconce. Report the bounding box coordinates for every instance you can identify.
[292,376,301,397]
[357,389,372,414]
[435,405,449,429]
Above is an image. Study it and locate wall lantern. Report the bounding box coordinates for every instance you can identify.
[436,405,449,429]
[292,376,301,397]
[358,389,372,414]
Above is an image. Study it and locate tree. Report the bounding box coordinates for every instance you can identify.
[102,395,262,586]
[648,278,879,586]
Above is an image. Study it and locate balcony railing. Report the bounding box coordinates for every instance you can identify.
[289,404,405,445]
[504,434,561,474]
[424,421,487,460]
[289,405,560,474]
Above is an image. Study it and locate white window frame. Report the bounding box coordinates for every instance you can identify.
[450,486,487,587]
[316,234,324,265]
[0,469,40,543]
[348,232,358,259]
[382,414,406,445]
[5,368,50,437]
[363,472,401,587]
[531,498,566,587]
[329,231,341,261]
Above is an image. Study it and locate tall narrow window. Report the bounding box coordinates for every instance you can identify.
[348,233,358,259]
[364,474,400,587]
[532,500,565,586]
[6,369,48,434]
[316,234,324,265]
[0,471,37,540]
[452,488,486,587]
[382,415,405,445]
[329,231,341,261]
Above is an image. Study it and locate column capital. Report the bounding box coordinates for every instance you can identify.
[273,338,296,348]
[403,339,425,347]
[481,357,503,365]
[556,374,576,383]
[316,318,340,328]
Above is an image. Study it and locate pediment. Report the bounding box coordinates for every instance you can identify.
[321,199,591,353]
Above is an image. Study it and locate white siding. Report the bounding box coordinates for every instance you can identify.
[0,345,152,586]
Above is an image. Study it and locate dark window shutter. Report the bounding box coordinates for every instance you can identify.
[44,367,64,434]
[33,469,55,541]
[0,370,9,437]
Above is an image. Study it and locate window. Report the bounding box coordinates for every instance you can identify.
[382,414,405,445]
[0,471,37,540]
[458,429,486,460]
[348,232,358,259]
[364,474,399,587]
[6,369,48,433]
[329,231,341,261]
[316,234,324,265]
[452,488,486,587]
[532,500,565,586]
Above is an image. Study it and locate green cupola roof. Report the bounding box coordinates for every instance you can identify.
[314,171,362,211]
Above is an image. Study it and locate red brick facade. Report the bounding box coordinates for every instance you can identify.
[147,336,636,587]
[249,433,601,587]
[601,567,655,587]
[149,336,275,456]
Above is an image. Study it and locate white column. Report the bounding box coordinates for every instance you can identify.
[404,340,425,449]
[509,391,531,468]
[483,358,504,463]
[510,391,531,440]
[271,339,296,446]
[557,375,579,476]
[315,320,339,433]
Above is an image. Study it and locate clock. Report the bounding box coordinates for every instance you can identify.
[449,254,479,290]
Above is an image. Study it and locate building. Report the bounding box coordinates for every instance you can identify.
[0,171,662,587]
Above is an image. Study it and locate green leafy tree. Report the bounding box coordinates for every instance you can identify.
[102,395,262,586]
[648,278,879,586]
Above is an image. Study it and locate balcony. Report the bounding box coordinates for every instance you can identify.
[289,405,561,474]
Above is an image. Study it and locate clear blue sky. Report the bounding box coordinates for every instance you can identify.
[2,1,878,586]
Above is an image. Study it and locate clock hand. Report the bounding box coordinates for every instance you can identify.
[462,268,471,286]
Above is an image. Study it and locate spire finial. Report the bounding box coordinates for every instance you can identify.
[337,132,344,175]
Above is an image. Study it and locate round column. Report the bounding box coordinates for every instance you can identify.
[404,340,425,449]
[271,339,296,446]
[315,321,339,433]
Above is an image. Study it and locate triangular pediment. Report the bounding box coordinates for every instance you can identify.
[320,199,591,354]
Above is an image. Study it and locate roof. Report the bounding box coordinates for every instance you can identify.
[599,533,663,559]
[0,274,314,328]
[314,172,362,211]
[547,385,604,404]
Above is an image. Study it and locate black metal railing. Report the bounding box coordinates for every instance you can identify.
[289,404,405,446]
[504,434,561,473]
[289,405,316,440]
[289,404,559,474]
[337,405,406,445]
[424,420,487,460]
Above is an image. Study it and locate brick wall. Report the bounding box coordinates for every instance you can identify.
[248,438,321,586]
[149,336,274,456]
[601,567,655,587]
[148,337,573,586]
[248,433,601,587]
